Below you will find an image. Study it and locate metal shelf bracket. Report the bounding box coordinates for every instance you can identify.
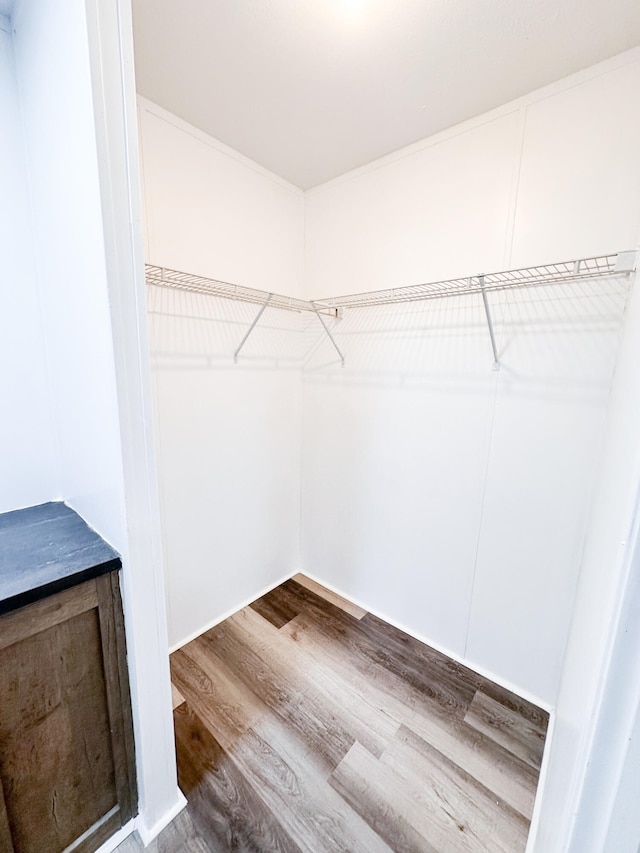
[478,275,500,371]
[311,302,345,367]
[234,293,273,363]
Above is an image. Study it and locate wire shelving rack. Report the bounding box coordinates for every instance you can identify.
[145,251,637,368]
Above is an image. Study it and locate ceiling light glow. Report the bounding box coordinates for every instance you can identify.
[344,0,366,18]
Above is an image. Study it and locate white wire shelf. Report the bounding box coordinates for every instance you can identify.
[145,251,636,369]
[146,252,636,312]
[145,264,313,314]
[311,253,636,311]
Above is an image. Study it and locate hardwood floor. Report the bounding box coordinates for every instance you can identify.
[117,577,548,852]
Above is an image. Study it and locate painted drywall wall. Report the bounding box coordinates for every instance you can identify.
[0,18,59,512]
[138,98,304,296]
[305,53,640,296]
[147,286,305,648]
[139,101,306,647]
[13,0,127,548]
[302,50,640,706]
[302,277,630,705]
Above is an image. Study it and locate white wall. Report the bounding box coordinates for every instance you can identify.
[302,277,629,706]
[302,50,640,707]
[139,101,306,648]
[305,53,640,296]
[0,15,59,512]
[138,98,304,296]
[13,0,127,547]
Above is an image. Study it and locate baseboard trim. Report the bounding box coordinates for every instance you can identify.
[92,818,136,853]
[168,570,298,653]
[524,707,556,853]
[136,789,187,847]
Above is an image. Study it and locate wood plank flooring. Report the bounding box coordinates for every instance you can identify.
[117,577,549,853]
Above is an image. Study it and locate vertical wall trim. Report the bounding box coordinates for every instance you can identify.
[83,0,183,836]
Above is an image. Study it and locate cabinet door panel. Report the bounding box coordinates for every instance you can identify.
[0,606,117,853]
[0,776,14,852]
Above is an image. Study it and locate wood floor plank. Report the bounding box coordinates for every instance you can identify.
[172,683,186,710]
[465,691,547,768]
[281,611,539,819]
[249,586,301,628]
[174,704,301,853]
[180,681,393,853]
[380,725,530,852]
[199,614,356,772]
[292,574,367,619]
[280,581,479,717]
[330,741,439,853]
[285,579,546,741]
[218,606,398,759]
[170,644,266,750]
[409,703,539,820]
[173,641,392,851]
[479,680,550,735]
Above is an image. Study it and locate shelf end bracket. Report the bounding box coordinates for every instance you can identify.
[614,250,638,273]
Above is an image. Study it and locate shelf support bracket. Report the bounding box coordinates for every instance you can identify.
[234,293,273,363]
[311,301,345,367]
[479,275,500,370]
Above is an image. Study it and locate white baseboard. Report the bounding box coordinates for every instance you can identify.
[136,789,187,847]
[525,707,556,853]
[93,819,136,853]
[168,570,298,653]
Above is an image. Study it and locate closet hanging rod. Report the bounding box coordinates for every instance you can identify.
[145,251,636,312]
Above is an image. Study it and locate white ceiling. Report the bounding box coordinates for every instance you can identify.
[132,0,640,190]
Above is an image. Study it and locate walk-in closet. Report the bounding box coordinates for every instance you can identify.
[1,1,640,851]
[130,2,640,848]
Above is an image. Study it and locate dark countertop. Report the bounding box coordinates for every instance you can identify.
[0,502,121,615]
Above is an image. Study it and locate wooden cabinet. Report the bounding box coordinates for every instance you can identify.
[0,571,137,853]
